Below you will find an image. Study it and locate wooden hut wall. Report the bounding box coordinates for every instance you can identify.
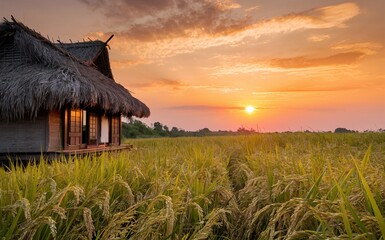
[0,111,49,153]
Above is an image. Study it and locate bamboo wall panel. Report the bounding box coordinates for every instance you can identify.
[0,112,48,153]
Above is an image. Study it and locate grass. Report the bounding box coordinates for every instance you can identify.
[0,132,384,239]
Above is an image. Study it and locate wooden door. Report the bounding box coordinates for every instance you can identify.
[110,115,120,145]
[68,109,82,147]
[88,112,98,145]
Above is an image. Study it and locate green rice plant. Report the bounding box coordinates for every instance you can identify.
[189,208,230,240]
[305,167,325,201]
[332,177,369,235]
[352,155,385,238]
[0,133,384,239]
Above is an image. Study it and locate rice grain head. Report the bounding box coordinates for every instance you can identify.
[83,207,95,240]
[17,198,31,221]
[114,174,135,205]
[97,190,110,219]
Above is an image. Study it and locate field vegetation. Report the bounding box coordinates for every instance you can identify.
[0,133,384,239]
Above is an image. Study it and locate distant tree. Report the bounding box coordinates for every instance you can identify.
[122,120,154,138]
[170,127,182,137]
[153,122,163,132]
[237,127,256,134]
[334,128,356,133]
[199,128,211,133]
[153,122,169,136]
[197,128,211,136]
[122,119,245,139]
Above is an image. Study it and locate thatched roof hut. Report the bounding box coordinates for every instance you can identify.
[0,17,150,156]
[0,17,150,121]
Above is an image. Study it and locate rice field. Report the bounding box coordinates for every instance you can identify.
[0,132,384,239]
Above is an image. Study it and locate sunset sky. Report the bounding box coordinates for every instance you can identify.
[1,0,384,132]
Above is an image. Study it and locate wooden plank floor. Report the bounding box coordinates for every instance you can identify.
[0,145,135,165]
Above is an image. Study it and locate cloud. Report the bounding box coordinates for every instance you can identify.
[209,59,357,76]
[266,85,362,93]
[190,85,243,93]
[126,78,243,93]
[308,34,330,42]
[81,0,245,41]
[245,5,260,13]
[252,80,381,94]
[269,51,365,68]
[254,2,359,34]
[79,0,175,19]
[166,105,272,111]
[211,43,381,76]
[111,59,147,68]
[166,105,243,111]
[83,2,360,60]
[331,42,383,55]
[128,78,185,89]
[306,107,343,112]
[299,2,359,28]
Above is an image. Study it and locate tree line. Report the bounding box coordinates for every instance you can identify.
[122,119,383,139]
[122,119,257,138]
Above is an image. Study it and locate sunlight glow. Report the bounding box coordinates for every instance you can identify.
[245,106,256,114]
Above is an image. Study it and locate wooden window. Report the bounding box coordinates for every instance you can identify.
[89,113,98,145]
[111,115,120,145]
[68,109,82,146]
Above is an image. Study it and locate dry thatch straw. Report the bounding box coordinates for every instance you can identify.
[0,17,150,121]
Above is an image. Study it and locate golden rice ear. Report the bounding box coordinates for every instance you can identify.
[0,134,384,239]
[83,207,95,240]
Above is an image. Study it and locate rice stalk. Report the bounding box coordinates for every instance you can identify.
[17,216,57,240]
[340,200,353,239]
[0,133,384,239]
[352,156,385,238]
[191,208,229,240]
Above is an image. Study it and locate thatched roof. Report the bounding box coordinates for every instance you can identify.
[0,17,150,121]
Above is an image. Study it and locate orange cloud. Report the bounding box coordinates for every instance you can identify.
[256,3,359,32]
[128,78,185,90]
[190,85,243,93]
[253,79,383,94]
[266,85,364,93]
[331,42,383,55]
[128,80,243,93]
[79,0,175,19]
[303,2,359,28]
[210,43,380,75]
[166,105,243,111]
[308,34,330,42]
[84,2,360,60]
[111,59,147,68]
[82,0,247,42]
[269,51,365,68]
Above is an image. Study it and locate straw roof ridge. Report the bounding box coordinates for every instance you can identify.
[57,41,105,60]
[57,41,114,79]
[0,17,150,121]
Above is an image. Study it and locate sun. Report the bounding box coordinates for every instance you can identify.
[245,106,256,114]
